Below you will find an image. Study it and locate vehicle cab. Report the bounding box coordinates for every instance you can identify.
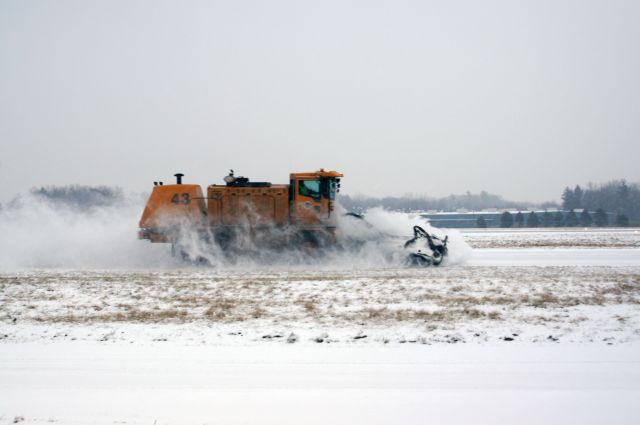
[289,169,343,226]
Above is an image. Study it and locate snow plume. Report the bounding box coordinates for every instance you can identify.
[162,205,472,269]
[0,192,471,270]
[0,192,173,270]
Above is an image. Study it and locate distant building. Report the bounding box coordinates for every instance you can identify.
[421,211,505,228]
[421,210,615,228]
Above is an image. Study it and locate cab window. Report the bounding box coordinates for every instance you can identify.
[299,180,321,201]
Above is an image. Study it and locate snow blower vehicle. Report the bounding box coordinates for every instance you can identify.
[138,169,448,266]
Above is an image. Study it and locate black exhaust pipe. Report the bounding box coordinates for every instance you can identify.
[174,173,184,184]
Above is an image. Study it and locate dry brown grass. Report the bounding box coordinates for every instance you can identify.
[302,300,318,313]
[339,306,502,324]
[4,266,639,330]
[487,311,502,320]
[251,306,266,319]
[530,292,559,307]
[39,308,190,323]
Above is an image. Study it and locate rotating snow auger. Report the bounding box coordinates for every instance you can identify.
[403,225,448,267]
[339,213,449,267]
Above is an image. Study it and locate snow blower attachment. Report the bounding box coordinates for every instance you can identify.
[404,225,448,267]
[138,169,450,267]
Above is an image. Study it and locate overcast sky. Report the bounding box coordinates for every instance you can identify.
[1,0,639,203]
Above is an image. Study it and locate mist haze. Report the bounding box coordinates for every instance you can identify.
[1,0,639,203]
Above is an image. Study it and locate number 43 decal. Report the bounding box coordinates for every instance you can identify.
[171,193,191,204]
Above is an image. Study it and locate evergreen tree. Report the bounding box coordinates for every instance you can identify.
[500,211,513,228]
[476,216,487,228]
[573,185,583,209]
[580,209,593,227]
[515,211,524,227]
[561,187,575,210]
[566,209,578,227]
[594,208,608,227]
[553,211,565,227]
[556,180,639,223]
[542,210,554,227]
[527,211,539,227]
[615,214,629,227]
[617,181,630,214]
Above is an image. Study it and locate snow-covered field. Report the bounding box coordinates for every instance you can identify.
[463,227,640,249]
[1,228,639,424]
[2,261,639,345]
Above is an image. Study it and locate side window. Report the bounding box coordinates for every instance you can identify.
[299,180,321,201]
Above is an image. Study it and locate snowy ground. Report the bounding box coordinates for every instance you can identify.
[1,343,639,425]
[1,228,639,424]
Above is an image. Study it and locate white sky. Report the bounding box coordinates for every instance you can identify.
[1,0,639,203]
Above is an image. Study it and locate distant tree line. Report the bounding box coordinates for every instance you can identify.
[562,180,640,220]
[30,185,125,210]
[340,179,638,228]
[339,191,548,213]
[492,179,639,228]
[560,180,638,226]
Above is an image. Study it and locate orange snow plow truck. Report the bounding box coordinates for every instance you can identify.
[138,169,344,250]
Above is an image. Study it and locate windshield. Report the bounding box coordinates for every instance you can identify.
[299,180,321,201]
